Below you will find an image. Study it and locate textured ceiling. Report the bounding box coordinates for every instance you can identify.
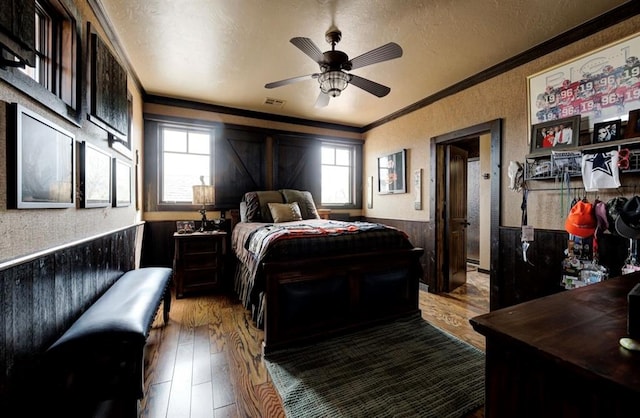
[97,0,629,128]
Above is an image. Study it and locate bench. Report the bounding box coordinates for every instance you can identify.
[45,267,172,414]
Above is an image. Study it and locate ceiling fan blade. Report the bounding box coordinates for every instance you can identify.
[265,74,316,89]
[314,92,330,108]
[349,42,403,70]
[290,37,324,64]
[349,74,391,97]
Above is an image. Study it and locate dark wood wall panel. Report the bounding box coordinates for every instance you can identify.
[496,227,629,310]
[0,225,138,408]
[497,227,567,310]
[365,217,432,288]
[140,220,179,268]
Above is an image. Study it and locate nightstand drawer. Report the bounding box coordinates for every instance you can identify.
[182,268,221,288]
[182,254,220,269]
[181,238,221,255]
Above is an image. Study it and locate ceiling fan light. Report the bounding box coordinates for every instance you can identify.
[319,70,349,97]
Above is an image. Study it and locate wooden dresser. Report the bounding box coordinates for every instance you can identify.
[173,231,227,298]
[470,271,640,418]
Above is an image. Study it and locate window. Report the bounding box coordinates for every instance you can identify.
[321,144,355,205]
[161,125,213,203]
[17,0,77,107]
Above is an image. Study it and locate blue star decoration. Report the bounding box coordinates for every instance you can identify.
[587,152,614,176]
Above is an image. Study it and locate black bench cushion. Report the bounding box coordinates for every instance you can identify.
[48,267,172,353]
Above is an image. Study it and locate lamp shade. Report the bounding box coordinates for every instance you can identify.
[192,185,215,205]
[319,70,349,97]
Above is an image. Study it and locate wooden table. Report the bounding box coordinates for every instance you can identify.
[470,271,640,418]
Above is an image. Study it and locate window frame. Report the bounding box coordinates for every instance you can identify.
[159,123,215,205]
[320,142,358,208]
[143,116,218,212]
[0,0,80,123]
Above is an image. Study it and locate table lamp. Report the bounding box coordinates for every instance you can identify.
[192,177,215,232]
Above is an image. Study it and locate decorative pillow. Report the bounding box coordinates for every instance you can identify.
[280,189,320,220]
[243,191,284,223]
[268,202,303,223]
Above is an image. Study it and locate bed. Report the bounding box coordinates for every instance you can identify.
[232,189,424,353]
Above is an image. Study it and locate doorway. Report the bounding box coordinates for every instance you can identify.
[429,120,501,308]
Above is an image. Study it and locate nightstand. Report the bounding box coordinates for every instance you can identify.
[173,231,227,298]
[317,209,331,219]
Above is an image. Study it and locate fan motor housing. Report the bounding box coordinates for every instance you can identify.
[322,50,351,71]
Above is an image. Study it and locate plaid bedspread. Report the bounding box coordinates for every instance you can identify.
[232,219,414,326]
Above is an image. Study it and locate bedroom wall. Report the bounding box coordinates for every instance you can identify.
[363,16,640,231]
[142,102,363,222]
[0,0,144,265]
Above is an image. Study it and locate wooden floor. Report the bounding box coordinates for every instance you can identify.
[139,267,490,418]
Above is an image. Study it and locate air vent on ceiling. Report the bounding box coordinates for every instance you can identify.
[264,97,286,107]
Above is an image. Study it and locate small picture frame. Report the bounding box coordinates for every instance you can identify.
[624,109,640,139]
[530,115,580,155]
[80,142,112,208]
[176,220,195,234]
[413,168,422,210]
[592,120,621,144]
[112,158,132,207]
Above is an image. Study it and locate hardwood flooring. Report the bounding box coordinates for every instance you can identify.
[139,268,489,417]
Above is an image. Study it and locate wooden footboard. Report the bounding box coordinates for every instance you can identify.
[262,247,424,353]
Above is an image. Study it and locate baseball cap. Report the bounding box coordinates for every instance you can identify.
[615,196,640,239]
[565,200,597,238]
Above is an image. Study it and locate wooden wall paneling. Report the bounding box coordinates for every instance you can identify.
[33,256,56,351]
[364,217,430,286]
[273,135,322,200]
[497,227,566,309]
[141,221,178,268]
[215,127,268,208]
[0,225,139,407]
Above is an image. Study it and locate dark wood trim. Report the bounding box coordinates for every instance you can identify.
[144,94,363,134]
[363,2,640,132]
[143,112,364,143]
[430,120,501,304]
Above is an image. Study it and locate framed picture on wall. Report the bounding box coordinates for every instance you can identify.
[529,115,580,155]
[378,149,406,194]
[113,158,132,207]
[88,24,129,146]
[625,109,640,139]
[592,119,621,144]
[527,32,640,133]
[80,142,112,208]
[10,104,75,209]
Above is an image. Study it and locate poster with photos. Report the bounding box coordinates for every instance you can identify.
[528,32,640,132]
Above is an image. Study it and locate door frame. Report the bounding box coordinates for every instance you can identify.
[429,119,501,308]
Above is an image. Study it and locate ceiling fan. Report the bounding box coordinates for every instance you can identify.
[264,27,403,108]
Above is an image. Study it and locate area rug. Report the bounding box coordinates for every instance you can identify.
[264,314,485,418]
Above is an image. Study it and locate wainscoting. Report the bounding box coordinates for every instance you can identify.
[0,223,142,410]
[143,218,630,312]
[496,226,629,309]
